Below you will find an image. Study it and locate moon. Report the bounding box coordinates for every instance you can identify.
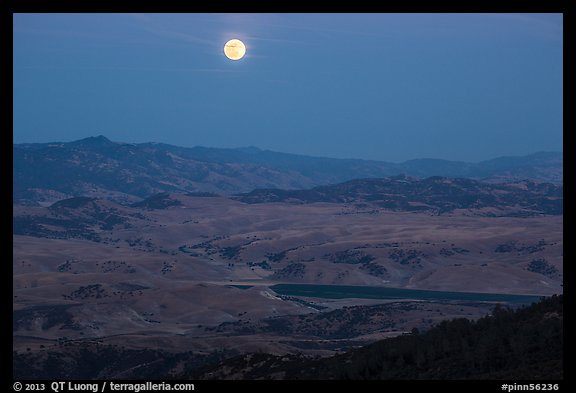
[224,39,246,61]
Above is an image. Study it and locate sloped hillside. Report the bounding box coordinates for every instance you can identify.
[189,295,562,380]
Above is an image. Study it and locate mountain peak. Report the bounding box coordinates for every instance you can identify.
[70,135,113,147]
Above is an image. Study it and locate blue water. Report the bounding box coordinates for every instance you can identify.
[270,283,543,305]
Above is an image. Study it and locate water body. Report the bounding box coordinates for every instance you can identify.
[270,283,543,305]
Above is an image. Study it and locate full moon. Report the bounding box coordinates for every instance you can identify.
[224,39,246,60]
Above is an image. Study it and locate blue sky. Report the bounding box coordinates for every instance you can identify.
[13,13,562,162]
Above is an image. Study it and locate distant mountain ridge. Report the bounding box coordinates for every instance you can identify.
[13,136,562,205]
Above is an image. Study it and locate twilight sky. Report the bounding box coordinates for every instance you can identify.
[13,13,563,162]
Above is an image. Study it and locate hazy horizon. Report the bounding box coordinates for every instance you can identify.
[13,13,562,162]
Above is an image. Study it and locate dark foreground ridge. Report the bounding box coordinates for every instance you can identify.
[12,295,561,380]
[186,295,562,380]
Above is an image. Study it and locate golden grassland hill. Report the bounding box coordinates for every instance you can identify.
[13,174,562,380]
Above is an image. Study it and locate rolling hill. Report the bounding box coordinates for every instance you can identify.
[12,137,563,380]
[235,176,562,216]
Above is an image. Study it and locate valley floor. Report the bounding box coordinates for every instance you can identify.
[12,197,563,379]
